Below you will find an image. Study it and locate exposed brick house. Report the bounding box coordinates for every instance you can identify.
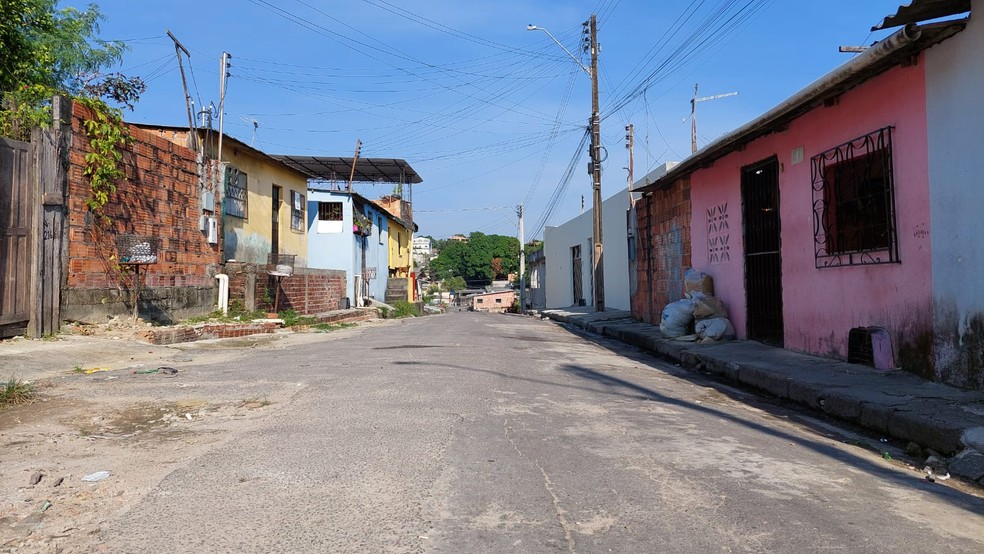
[64,102,220,323]
[470,290,515,313]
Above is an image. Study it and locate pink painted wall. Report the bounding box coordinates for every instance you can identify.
[689,58,933,359]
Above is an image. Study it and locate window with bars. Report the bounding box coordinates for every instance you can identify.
[811,126,899,268]
[224,167,248,219]
[290,191,305,231]
[318,202,343,221]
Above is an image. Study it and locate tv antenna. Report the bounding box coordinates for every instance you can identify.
[688,83,738,154]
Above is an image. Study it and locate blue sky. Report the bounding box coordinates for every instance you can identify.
[88,0,907,239]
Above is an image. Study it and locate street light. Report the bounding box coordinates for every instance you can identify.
[526,25,591,76]
[527,16,605,312]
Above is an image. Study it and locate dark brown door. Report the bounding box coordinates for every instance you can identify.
[742,157,784,346]
[271,185,281,256]
[571,245,584,306]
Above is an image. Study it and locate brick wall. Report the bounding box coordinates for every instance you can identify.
[224,262,346,315]
[272,266,346,314]
[64,102,220,322]
[632,178,692,324]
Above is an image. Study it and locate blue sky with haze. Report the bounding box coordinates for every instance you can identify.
[90,0,909,239]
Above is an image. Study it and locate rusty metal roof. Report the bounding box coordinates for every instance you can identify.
[271,155,422,184]
[873,0,970,30]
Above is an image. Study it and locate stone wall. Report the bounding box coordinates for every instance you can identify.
[65,102,219,323]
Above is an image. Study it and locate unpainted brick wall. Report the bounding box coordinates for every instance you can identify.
[632,178,692,324]
[224,262,345,315]
[271,266,346,314]
[65,102,220,319]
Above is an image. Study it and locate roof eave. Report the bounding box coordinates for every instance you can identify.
[637,21,965,194]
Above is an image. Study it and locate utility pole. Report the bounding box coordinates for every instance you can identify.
[217,52,231,166]
[690,83,738,154]
[625,124,635,206]
[347,139,362,192]
[518,204,525,313]
[167,30,197,152]
[588,14,604,312]
[527,15,603,312]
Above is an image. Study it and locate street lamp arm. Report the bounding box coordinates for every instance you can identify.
[527,24,591,76]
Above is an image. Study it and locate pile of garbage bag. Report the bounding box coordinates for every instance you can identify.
[659,268,735,343]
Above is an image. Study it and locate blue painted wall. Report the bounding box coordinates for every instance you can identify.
[307,190,390,305]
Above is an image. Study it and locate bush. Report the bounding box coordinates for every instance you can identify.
[391,301,419,318]
[0,377,35,407]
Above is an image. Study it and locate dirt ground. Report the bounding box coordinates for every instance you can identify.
[0,319,380,553]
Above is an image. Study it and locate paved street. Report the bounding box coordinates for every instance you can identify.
[68,313,984,552]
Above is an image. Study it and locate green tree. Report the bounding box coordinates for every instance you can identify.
[444,275,466,293]
[428,232,519,285]
[0,0,144,139]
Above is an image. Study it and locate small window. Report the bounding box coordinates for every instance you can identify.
[318,202,343,221]
[477,298,484,304]
[495,298,502,304]
[812,126,899,267]
[290,191,305,231]
[377,216,384,244]
[224,167,248,218]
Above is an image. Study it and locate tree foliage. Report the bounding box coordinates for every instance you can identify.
[429,232,520,286]
[0,0,144,139]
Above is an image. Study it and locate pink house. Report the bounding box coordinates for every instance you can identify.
[634,0,984,390]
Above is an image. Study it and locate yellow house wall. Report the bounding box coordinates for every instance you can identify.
[387,217,413,301]
[221,144,309,266]
[134,127,310,268]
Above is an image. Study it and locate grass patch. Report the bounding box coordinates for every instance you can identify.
[183,305,268,325]
[0,377,35,407]
[391,301,419,318]
[313,322,357,333]
[279,309,319,327]
[240,397,272,408]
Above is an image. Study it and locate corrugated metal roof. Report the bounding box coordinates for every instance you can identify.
[272,155,422,184]
[637,20,966,194]
[873,0,970,30]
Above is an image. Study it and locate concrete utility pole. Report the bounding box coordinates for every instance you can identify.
[528,15,604,311]
[217,52,231,166]
[588,14,604,312]
[517,204,525,313]
[690,83,738,154]
[625,124,635,206]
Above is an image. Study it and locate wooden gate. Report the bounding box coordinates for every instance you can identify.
[0,137,34,338]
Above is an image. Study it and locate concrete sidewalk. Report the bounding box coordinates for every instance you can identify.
[540,307,984,485]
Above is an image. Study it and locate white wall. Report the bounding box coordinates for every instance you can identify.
[544,187,632,310]
[925,1,984,384]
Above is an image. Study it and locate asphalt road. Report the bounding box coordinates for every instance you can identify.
[95,312,984,553]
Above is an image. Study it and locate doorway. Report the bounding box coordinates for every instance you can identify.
[571,244,584,306]
[271,185,281,256]
[741,157,784,346]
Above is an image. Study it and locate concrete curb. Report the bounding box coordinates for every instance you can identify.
[541,309,984,484]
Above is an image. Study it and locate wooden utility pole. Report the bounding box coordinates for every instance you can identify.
[347,139,362,192]
[589,13,604,312]
[167,30,197,152]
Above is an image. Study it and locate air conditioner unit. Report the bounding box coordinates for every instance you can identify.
[206,217,218,244]
[199,215,207,231]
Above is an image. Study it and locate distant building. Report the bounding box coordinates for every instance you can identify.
[449,234,468,242]
[412,236,432,266]
[470,290,515,313]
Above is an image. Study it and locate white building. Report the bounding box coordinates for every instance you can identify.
[543,163,675,311]
[412,236,432,266]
